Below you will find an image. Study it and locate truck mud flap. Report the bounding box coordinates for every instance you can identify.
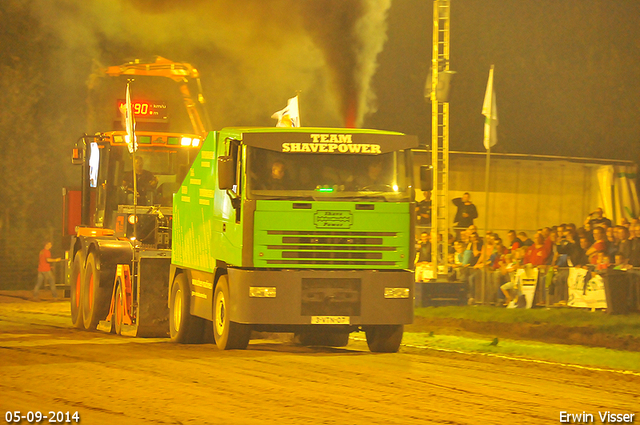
[97,257,171,337]
[134,256,171,337]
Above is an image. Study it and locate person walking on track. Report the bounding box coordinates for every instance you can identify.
[33,241,62,300]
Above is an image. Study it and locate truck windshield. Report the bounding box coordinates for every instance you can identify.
[98,146,195,211]
[247,147,410,201]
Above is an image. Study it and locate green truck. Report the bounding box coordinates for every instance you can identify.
[169,127,418,352]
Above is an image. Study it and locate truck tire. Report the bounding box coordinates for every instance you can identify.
[169,273,205,343]
[295,331,350,347]
[365,325,403,353]
[82,252,109,330]
[213,275,250,350]
[70,252,84,329]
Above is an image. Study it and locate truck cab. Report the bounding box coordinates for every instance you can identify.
[170,127,419,352]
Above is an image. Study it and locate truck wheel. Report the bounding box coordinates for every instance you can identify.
[70,252,84,329]
[295,331,350,347]
[365,325,404,353]
[82,252,109,330]
[213,275,250,350]
[169,274,205,343]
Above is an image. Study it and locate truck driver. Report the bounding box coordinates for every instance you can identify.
[122,156,158,204]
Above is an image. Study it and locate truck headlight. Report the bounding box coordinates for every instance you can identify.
[249,287,277,298]
[384,287,410,299]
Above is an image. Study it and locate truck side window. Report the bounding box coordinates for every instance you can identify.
[227,139,242,222]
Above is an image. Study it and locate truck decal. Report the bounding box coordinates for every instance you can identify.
[313,211,353,229]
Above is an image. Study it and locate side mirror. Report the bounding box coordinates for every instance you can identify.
[420,165,433,191]
[218,156,235,190]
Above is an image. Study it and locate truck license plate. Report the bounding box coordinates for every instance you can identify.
[311,316,350,325]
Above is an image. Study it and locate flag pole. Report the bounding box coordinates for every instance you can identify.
[482,141,490,305]
[127,80,138,243]
[481,64,494,305]
[295,90,301,127]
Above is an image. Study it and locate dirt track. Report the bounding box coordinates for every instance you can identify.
[0,299,638,424]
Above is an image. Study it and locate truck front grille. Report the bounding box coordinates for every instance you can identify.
[264,230,399,268]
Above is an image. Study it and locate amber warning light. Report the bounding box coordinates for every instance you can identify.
[116,99,168,120]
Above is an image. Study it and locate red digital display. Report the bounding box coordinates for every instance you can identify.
[117,99,168,119]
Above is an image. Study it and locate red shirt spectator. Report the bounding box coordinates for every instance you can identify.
[587,227,607,264]
[38,247,52,272]
[524,234,550,266]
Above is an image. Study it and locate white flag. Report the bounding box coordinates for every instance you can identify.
[271,95,300,127]
[119,82,137,153]
[482,66,498,149]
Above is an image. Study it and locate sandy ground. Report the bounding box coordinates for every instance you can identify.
[0,298,638,424]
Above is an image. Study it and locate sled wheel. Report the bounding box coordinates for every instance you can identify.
[70,252,84,329]
[82,252,108,330]
[114,281,123,335]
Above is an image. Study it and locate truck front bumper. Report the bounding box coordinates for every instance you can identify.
[226,268,413,326]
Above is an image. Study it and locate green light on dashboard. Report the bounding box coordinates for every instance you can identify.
[317,187,334,193]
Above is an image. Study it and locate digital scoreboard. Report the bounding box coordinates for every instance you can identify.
[116,100,168,120]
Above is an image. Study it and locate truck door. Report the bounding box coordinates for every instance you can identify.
[218,138,245,265]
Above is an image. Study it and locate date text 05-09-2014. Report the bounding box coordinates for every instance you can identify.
[5,411,80,424]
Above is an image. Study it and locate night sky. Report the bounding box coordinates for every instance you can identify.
[370,0,640,160]
[1,0,640,242]
[3,0,640,159]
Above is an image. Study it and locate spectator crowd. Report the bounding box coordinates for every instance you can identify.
[415,206,640,306]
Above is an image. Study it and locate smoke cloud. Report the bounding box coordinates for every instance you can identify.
[29,0,392,129]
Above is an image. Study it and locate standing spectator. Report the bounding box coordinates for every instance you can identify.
[452,193,478,236]
[415,232,432,282]
[586,227,607,264]
[457,224,477,243]
[518,231,534,247]
[577,226,594,245]
[468,234,494,302]
[451,241,473,286]
[416,190,432,227]
[541,227,553,257]
[500,249,525,306]
[574,237,591,266]
[616,226,632,260]
[467,232,483,266]
[629,223,640,267]
[524,234,550,266]
[459,229,470,246]
[557,228,583,266]
[605,226,617,258]
[33,242,62,301]
[547,229,560,266]
[613,253,632,270]
[587,208,612,229]
[416,232,432,263]
[506,230,521,251]
[596,253,611,271]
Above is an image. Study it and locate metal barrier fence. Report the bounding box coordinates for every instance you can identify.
[418,266,640,314]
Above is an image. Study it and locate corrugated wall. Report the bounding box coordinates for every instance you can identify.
[414,152,606,238]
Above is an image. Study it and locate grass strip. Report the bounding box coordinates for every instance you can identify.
[415,306,640,338]
[402,332,640,373]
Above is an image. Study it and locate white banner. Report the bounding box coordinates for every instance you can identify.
[567,268,607,309]
[519,267,538,309]
[507,267,538,309]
